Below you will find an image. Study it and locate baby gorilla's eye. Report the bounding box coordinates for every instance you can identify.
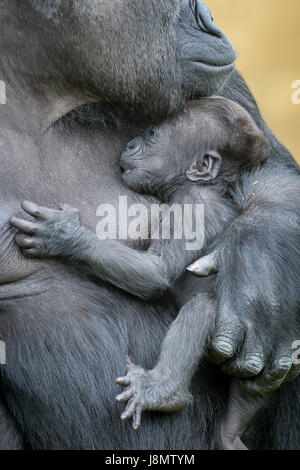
[146,128,159,139]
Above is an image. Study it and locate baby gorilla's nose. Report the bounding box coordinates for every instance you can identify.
[122,137,142,158]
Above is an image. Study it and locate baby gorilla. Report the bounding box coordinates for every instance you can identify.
[10,97,269,450]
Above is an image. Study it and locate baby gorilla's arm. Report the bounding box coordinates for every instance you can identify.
[10,187,237,300]
[116,293,216,429]
[9,201,186,300]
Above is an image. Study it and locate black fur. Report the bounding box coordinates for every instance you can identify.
[0,0,299,450]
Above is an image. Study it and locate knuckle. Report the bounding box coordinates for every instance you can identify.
[212,337,235,357]
[33,209,42,218]
[276,357,292,372]
[217,312,242,333]
[243,355,264,375]
[37,222,48,232]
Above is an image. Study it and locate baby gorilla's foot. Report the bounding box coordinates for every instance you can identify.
[115,358,189,430]
[10,201,81,258]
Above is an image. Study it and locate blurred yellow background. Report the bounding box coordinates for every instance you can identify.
[207,0,300,163]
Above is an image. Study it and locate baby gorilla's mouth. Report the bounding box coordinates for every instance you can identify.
[120,165,136,175]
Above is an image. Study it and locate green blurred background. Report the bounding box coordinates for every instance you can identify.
[207,0,300,163]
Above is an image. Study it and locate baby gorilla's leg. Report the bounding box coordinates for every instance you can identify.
[116,293,216,429]
[216,378,266,450]
[116,358,189,430]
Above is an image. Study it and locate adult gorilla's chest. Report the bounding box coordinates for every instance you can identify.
[37,124,156,237]
[0,121,227,449]
[0,123,155,285]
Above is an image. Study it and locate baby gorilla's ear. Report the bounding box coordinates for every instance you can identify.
[186,151,222,182]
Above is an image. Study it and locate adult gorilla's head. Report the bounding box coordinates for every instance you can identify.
[29,0,236,120]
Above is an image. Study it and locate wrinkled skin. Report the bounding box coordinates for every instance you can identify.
[0,0,299,450]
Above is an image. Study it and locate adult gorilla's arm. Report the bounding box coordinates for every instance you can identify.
[189,71,300,395]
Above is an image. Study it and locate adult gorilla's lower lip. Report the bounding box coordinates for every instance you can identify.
[123,169,134,175]
[192,61,235,73]
[185,60,236,96]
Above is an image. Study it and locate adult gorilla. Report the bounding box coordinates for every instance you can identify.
[0,0,299,450]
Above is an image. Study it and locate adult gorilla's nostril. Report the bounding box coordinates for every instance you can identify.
[190,0,222,37]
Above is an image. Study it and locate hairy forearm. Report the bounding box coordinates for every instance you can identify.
[62,226,172,300]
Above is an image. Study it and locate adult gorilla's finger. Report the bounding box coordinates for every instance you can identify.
[243,356,292,396]
[222,352,265,378]
[278,343,300,382]
[187,252,218,277]
[207,313,245,365]
[284,363,300,383]
[221,330,265,378]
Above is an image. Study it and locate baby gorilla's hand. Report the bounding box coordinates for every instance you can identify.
[10,201,81,259]
[115,358,189,430]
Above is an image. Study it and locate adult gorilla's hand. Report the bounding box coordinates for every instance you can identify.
[188,168,300,396]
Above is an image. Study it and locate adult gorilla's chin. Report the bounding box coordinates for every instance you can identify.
[178,0,236,98]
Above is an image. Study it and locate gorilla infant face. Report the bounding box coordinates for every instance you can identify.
[120,97,269,195]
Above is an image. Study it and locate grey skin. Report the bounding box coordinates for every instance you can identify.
[0,0,299,450]
[11,97,271,450]
[0,0,236,450]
